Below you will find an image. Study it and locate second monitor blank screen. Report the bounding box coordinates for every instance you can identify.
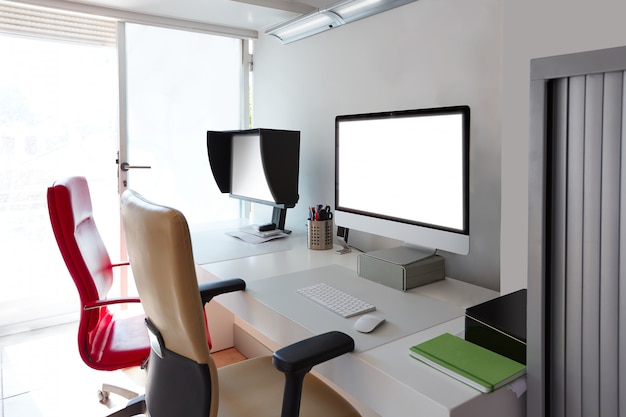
[231,134,274,204]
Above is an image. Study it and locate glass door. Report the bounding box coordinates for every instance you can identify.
[118,23,243,228]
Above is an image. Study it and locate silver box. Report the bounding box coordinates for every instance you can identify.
[357,247,445,291]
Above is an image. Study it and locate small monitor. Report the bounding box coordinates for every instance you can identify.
[335,106,470,255]
[207,128,300,231]
[230,133,276,204]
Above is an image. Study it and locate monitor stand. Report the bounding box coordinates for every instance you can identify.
[335,226,351,254]
[272,207,291,234]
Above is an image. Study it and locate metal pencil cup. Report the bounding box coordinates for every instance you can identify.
[307,220,333,250]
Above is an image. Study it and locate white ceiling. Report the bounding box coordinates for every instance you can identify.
[63,0,333,33]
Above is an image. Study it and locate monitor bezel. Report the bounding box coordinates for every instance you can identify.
[334,105,470,255]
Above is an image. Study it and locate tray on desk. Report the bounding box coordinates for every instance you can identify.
[246,264,463,352]
[190,226,292,264]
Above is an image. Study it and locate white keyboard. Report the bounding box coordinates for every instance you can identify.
[296,283,376,318]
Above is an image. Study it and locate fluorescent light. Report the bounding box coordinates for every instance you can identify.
[266,10,343,43]
[265,0,417,44]
[332,0,384,20]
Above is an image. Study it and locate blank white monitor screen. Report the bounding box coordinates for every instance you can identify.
[231,133,274,204]
[335,106,469,254]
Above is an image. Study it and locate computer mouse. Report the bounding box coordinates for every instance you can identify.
[354,314,385,333]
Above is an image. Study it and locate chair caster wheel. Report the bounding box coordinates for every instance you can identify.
[98,390,110,403]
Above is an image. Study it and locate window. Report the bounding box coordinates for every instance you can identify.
[0,2,247,335]
[0,10,119,334]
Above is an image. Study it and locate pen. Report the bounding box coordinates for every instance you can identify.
[310,204,333,221]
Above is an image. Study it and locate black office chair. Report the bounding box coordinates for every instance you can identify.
[119,188,361,417]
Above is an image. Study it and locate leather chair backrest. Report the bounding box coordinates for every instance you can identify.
[48,176,114,304]
[120,189,213,366]
[48,176,119,367]
[48,176,114,302]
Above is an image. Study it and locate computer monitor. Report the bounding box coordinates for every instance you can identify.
[334,105,470,256]
[207,128,300,231]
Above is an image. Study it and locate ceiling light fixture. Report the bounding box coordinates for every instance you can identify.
[265,0,416,44]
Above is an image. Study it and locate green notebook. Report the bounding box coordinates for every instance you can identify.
[409,333,526,393]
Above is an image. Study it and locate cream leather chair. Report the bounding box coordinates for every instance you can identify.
[120,189,361,417]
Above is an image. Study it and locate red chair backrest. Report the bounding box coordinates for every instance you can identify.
[48,176,114,302]
[47,176,115,365]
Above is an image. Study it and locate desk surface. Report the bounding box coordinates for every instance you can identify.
[247,264,463,352]
[192,226,526,417]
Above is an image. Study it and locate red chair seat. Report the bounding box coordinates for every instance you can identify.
[89,309,151,369]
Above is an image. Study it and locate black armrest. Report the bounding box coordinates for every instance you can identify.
[272,331,355,417]
[199,278,246,304]
[272,331,354,373]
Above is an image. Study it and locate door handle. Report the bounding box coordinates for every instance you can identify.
[120,162,151,172]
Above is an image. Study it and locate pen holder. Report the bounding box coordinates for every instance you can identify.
[307,220,333,250]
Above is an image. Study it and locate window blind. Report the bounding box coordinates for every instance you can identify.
[0,1,116,46]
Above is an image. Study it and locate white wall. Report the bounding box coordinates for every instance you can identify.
[500,0,626,293]
[253,0,502,290]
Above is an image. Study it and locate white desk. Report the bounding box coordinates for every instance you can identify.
[192,227,526,417]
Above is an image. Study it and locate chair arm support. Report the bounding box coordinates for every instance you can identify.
[272,331,354,417]
[199,278,246,304]
[272,331,354,374]
[84,297,141,310]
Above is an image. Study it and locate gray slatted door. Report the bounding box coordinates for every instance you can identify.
[528,46,626,417]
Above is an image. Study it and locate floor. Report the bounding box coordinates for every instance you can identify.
[0,322,246,417]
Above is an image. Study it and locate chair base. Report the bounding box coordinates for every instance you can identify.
[98,383,139,403]
[106,394,146,417]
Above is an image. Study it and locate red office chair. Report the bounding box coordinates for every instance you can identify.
[47,176,150,414]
